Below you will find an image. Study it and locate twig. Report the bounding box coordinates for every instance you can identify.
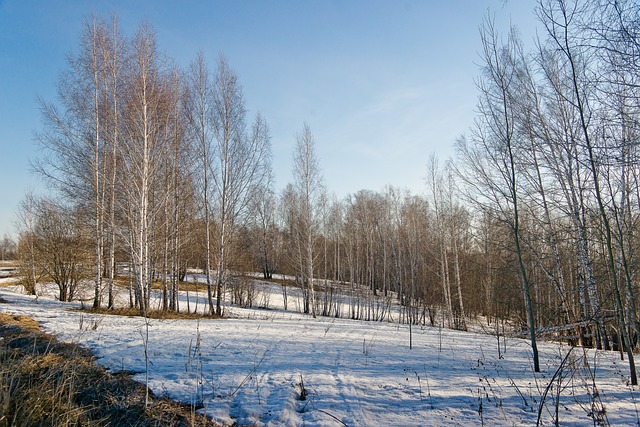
[508,376,529,408]
[316,408,348,426]
[537,347,573,427]
[227,349,268,398]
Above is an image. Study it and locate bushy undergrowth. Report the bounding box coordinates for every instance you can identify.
[0,312,218,426]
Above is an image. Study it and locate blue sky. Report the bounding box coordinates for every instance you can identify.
[0,0,538,238]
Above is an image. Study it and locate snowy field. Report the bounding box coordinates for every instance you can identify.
[0,280,638,426]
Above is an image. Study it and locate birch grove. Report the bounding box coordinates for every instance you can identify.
[19,1,640,384]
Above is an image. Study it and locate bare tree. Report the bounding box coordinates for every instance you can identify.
[210,56,271,315]
[27,197,90,302]
[538,0,637,384]
[185,51,216,313]
[15,192,40,295]
[444,161,468,330]
[426,154,454,329]
[118,22,168,314]
[251,167,276,279]
[103,14,126,309]
[292,123,324,318]
[155,64,189,311]
[279,183,302,311]
[592,0,640,352]
[457,18,540,371]
[35,15,116,308]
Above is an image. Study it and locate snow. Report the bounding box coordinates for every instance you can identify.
[0,280,638,426]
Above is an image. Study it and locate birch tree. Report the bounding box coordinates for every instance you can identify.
[457,19,540,371]
[103,15,126,309]
[292,123,324,318]
[426,154,454,328]
[35,15,114,308]
[210,56,271,316]
[118,22,167,314]
[251,167,276,279]
[185,52,215,312]
[538,0,637,384]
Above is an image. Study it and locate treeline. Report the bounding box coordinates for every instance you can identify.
[15,0,640,379]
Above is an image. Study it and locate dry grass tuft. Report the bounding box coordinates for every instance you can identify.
[0,312,41,332]
[0,312,219,426]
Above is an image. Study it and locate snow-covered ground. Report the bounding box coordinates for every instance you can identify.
[0,280,638,426]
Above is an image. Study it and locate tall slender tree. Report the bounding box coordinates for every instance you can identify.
[457,18,540,371]
[210,56,271,315]
[185,52,215,313]
[292,123,324,318]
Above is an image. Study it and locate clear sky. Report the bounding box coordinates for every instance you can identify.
[0,0,538,239]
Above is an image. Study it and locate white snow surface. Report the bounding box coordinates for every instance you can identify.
[0,280,639,426]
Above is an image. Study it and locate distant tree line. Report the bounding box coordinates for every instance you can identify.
[0,235,17,261]
[16,0,640,382]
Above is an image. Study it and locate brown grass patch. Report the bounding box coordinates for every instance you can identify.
[0,261,19,268]
[79,307,223,320]
[113,277,205,293]
[0,312,219,426]
[0,312,41,332]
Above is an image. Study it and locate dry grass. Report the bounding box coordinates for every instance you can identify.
[0,312,40,332]
[113,277,208,293]
[0,261,18,268]
[0,264,19,284]
[0,311,219,426]
[80,307,222,320]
